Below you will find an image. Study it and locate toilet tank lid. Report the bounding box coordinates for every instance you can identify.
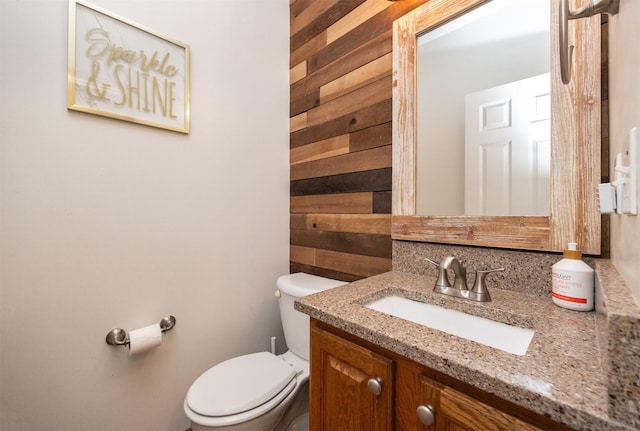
[277,273,347,298]
[186,352,296,417]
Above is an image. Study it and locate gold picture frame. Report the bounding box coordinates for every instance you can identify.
[67,0,190,134]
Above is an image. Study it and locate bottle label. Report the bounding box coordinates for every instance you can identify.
[551,270,593,306]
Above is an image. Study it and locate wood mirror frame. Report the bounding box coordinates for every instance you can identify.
[392,0,601,254]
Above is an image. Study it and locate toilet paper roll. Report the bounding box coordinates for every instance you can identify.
[128,323,162,356]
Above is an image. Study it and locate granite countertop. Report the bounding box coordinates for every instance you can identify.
[295,269,636,431]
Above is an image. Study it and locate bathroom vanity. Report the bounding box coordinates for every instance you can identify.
[310,320,549,431]
[295,261,639,431]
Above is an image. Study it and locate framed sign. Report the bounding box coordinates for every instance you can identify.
[67,0,190,133]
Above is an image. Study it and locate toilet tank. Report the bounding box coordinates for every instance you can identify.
[276,273,347,360]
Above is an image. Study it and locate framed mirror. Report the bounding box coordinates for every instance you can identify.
[392,0,602,254]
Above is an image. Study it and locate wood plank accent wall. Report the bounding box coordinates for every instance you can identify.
[289,0,610,280]
[289,0,429,281]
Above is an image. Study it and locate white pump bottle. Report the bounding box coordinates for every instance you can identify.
[551,243,594,311]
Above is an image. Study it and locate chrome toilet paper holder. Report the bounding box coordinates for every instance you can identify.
[105,315,176,346]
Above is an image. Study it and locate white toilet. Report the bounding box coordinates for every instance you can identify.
[184,273,347,431]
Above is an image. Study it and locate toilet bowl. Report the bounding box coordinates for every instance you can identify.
[184,273,347,431]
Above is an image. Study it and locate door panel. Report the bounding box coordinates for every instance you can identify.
[465,73,551,216]
[310,325,393,431]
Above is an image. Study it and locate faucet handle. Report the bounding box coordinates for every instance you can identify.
[424,258,451,288]
[424,258,439,268]
[471,267,505,298]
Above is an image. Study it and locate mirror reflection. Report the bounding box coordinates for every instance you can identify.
[416,0,550,216]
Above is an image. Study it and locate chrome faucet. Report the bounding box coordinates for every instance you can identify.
[425,257,504,302]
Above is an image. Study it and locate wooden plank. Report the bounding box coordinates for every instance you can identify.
[290,168,391,196]
[290,214,308,230]
[372,191,391,214]
[290,31,327,69]
[290,262,363,282]
[290,0,315,21]
[290,61,307,85]
[291,88,321,119]
[350,122,392,152]
[291,230,392,258]
[290,213,391,235]
[290,134,350,165]
[550,2,602,253]
[316,249,391,278]
[291,145,391,181]
[290,1,366,53]
[392,215,551,250]
[320,53,392,103]
[291,99,391,149]
[326,0,391,44]
[291,31,392,108]
[291,0,337,38]
[392,4,418,217]
[290,112,307,133]
[306,76,391,128]
[295,251,388,280]
[290,244,316,266]
[293,60,392,118]
[291,192,373,214]
[308,0,428,73]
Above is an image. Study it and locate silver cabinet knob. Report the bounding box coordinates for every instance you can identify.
[367,377,383,396]
[416,404,435,426]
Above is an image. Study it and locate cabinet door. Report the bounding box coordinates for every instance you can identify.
[418,375,544,431]
[310,325,393,431]
[396,362,439,431]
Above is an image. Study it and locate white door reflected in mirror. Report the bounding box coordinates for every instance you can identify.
[416,0,550,216]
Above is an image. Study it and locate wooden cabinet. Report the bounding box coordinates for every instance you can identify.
[310,319,569,431]
[309,322,393,431]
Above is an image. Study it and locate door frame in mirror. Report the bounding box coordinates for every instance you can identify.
[391,0,601,254]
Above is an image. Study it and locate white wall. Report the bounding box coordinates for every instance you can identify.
[609,0,640,302]
[0,1,289,430]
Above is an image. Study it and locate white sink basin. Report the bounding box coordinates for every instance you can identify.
[365,295,534,356]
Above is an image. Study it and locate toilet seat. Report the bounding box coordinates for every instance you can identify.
[185,352,297,425]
